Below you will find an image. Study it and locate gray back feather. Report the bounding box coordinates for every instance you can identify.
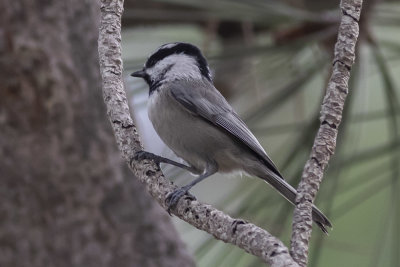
[169,79,283,179]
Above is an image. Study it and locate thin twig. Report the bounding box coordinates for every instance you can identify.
[290,0,363,266]
[98,0,299,265]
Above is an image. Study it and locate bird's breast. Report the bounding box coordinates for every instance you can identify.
[147,88,251,174]
[147,89,204,171]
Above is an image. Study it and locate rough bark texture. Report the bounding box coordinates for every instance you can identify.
[290,0,363,266]
[98,0,299,266]
[0,0,194,266]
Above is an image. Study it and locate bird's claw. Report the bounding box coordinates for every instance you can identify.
[133,151,160,164]
[165,187,196,215]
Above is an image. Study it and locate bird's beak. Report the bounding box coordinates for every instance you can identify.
[130,69,146,78]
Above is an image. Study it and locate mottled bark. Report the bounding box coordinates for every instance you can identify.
[290,0,363,266]
[98,0,299,266]
[0,0,194,266]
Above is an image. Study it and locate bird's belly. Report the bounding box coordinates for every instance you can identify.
[147,91,244,173]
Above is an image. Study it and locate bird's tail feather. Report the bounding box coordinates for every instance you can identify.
[257,170,332,234]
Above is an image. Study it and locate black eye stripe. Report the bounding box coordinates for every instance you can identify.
[145,43,211,81]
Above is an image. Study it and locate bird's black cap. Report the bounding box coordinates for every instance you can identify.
[145,42,212,81]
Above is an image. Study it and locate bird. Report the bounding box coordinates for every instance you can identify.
[131,42,332,233]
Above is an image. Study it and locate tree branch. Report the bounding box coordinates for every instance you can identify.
[290,0,363,266]
[98,0,298,266]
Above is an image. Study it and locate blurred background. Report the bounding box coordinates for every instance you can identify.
[123,0,400,266]
[0,0,399,266]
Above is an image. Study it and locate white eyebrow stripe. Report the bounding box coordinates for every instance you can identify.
[160,43,178,49]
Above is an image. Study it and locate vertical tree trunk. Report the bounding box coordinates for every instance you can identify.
[0,1,194,267]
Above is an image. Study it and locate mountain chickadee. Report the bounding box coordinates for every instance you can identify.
[131,42,331,233]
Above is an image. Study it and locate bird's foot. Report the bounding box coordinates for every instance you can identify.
[166,186,196,215]
[132,150,161,165]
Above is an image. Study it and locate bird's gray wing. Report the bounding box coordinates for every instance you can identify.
[170,80,283,178]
